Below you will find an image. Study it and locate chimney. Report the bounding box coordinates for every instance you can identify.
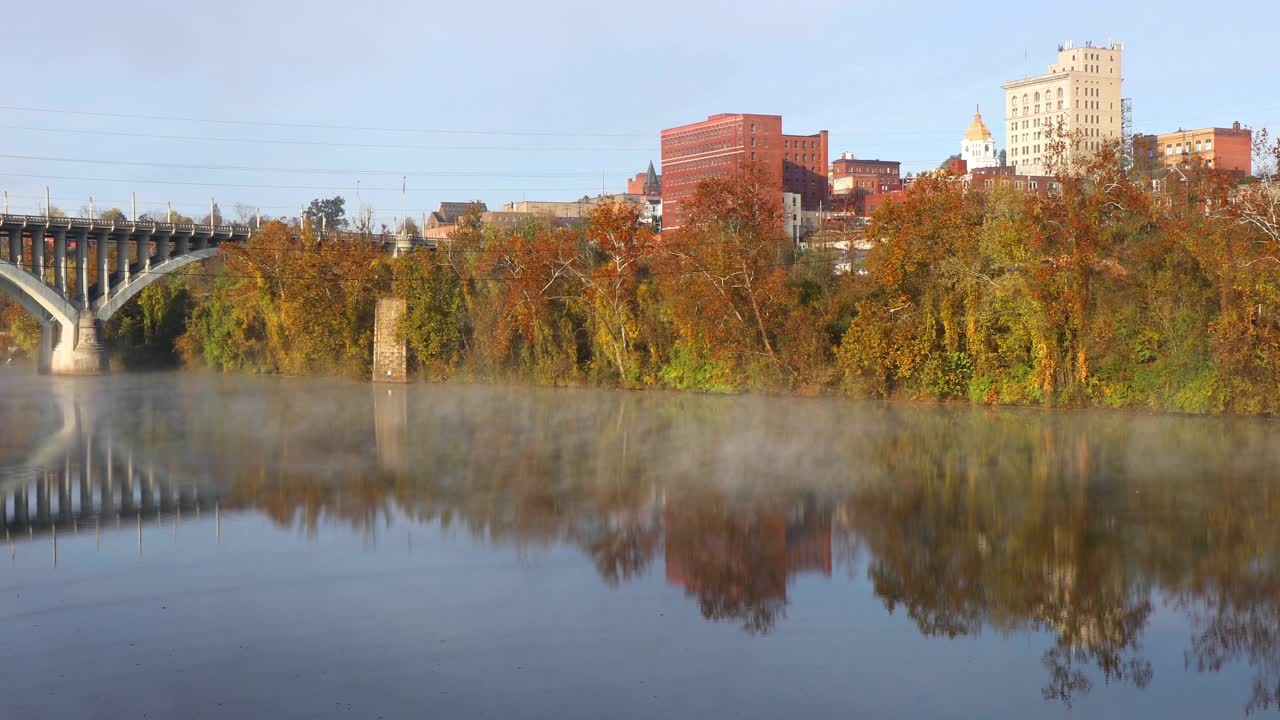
[1233,121,1241,131]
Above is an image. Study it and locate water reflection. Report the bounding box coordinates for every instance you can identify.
[3,373,1280,714]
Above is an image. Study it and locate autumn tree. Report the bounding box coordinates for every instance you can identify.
[657,161,796,388]
[565,201,655,384]
[392,249,468,378]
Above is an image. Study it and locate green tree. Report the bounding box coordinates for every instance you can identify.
[308,196,349,230]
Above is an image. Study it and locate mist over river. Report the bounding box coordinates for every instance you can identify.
[2,369,1279,718]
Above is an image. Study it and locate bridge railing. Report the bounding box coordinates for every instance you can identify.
[0,213,255,236]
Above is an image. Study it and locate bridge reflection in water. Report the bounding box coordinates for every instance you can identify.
[0,383,223,559]
[5,374,1280,714]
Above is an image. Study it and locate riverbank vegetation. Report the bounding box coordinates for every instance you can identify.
[2,134,1279,413]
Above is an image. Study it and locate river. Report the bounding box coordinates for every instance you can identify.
[1,369,1278,718]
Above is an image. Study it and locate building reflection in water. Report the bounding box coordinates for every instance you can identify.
[3,376,1280,713]
[664,500,831,633]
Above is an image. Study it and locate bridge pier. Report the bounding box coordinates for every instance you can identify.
[50,314,106,375]
[37,319,55,374]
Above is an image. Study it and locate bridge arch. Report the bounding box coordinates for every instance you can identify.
[0,261,78,329]
[92,248,219,321]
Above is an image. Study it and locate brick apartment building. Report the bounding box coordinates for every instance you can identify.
[970,164,1058,192]
[1133,122,1253,176]
[830,154,902,195]
[660,113,828,231]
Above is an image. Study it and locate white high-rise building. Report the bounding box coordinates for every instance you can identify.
[1002,40,1123,176]
[961,108,998,170]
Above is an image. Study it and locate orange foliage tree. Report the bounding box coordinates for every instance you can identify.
[657,162,798,386]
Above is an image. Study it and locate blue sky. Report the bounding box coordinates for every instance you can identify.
[3,0,1277,227]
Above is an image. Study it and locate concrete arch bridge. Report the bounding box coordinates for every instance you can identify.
[0,214,252,374]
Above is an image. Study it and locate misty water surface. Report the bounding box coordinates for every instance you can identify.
[2,369,1279,719]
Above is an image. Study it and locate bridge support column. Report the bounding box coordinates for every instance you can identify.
[53,227,67,295]
[156,229,171,264]
[32,228,45,280]
[116,231,129,285]
[50,313,106,376]
[7,228,20,265]
[135,229,152,272]
[96,229,111,300]
[75,228,90,308]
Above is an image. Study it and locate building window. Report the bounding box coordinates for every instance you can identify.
[1205,139,1213,150]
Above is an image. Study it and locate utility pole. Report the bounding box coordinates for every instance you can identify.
[131,192,137,221]
[89,196,94,221]
[3,190,7,214]
[209,198,215,226]
[167,202,173,223]
[45,187,51,218]
[256,208,261,229]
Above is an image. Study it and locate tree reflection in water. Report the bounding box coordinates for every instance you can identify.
[3,376,1280,711]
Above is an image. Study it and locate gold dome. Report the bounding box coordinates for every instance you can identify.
[964,110,993,142]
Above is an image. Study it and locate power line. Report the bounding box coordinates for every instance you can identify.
[0,172,594,193]
[0,124,656,153]
[0,153,639,178]
[0,102,1025,142]
[0,105,653,139]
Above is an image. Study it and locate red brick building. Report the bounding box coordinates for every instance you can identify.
[971,165,1059,193]
[830,154,902,196]
[660,113,828,231]
[1132,122,1253,177]
[861,189,908,216]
